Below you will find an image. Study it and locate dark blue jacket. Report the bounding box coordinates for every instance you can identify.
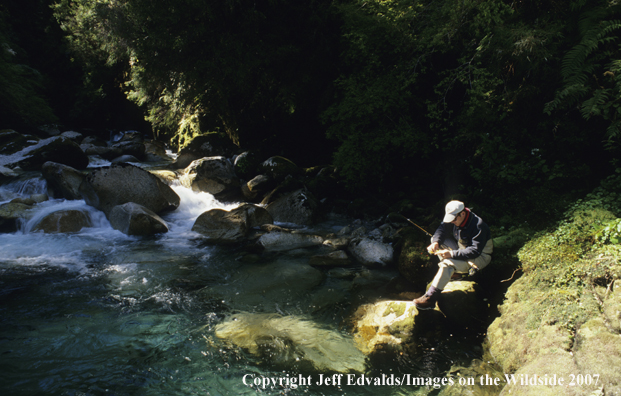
[432,209,491,261]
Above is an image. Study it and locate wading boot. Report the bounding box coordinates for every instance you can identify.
[413,286,441,310]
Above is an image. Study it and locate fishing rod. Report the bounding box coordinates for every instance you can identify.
[387,212,450,253]
[387,212,432,237]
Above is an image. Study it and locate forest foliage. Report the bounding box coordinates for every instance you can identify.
[2,0,621,219]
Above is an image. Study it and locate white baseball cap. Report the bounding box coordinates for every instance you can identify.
[443,200,465,222]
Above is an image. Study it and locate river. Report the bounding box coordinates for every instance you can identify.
[0,163,490,396]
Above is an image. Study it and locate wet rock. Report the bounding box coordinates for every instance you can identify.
[215,312,366,373]
[0,165,18,183]
[0,136,89,171]
[350,300,429,355]
[309,250,351,267]
[31,209,92,233]
[81,136,108,147]
[265,188,319,225]
[173,134,239,169]
[79,163,180,217]
[348,237,394,267]
[192,204,273,243]
[183,156,240,199]
[258,229,323,251]
[439,359,505,396]
[0,202,34,232]
[42,161,85,200]
[109,202,168,236]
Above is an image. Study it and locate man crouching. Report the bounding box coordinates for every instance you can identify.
[414,200,493,310]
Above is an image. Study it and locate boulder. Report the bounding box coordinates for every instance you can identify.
[143,140,170,162]
[192,204,273,243]
[350,300,434,355]
[41,161,85,200]
[0,136,89,170]
[183,156,240,199]
[241,174,273,201]
[260,156,301,181]
[215,312,366,373]
[257,229,324,251]
[0,202,35,232]
[173,134,239,169]
[309,250,351,267]
[0,165,18,183]
[79,163,180,217]
[265,188,319,225]
[348,237,394,267]
[80,136,108,147]
[233,151,261,180]
[109,202,168,236]
[31,209,92,233]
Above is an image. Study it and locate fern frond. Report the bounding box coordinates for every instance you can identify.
[580,88,610,119]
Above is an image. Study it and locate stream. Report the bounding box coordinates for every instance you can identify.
[0,163,490,396]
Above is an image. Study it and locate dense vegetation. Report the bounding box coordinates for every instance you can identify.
[2,0,621,223]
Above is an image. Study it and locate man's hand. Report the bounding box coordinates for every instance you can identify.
[427,242,440,254]
[435,249,452,259]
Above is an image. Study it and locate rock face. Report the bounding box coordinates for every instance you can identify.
[348,237,394,267]
[192,204,273,243]
[265,188,319,225]
[31,209,92,233]
[79,164,180,217]
[41,162,85,200]
[109,202,169,236]
[215,312,366,373]
[0,136,89,171]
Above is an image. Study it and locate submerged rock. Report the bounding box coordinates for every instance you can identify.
[309,250,351,267]
[201,259,324,309]
[348,237,394,267]
[215,312,366,373]
[79,163,180,217]
[109,202,168,236]
[350,300,430,355]
[31,209,92,233]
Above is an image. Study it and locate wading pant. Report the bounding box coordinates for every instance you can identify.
[431,237,493,290]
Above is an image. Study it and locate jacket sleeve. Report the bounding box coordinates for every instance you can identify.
[450,216,490,261]
[432,222,452,244]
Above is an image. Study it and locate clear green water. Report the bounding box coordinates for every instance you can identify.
[0,181,488,396]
